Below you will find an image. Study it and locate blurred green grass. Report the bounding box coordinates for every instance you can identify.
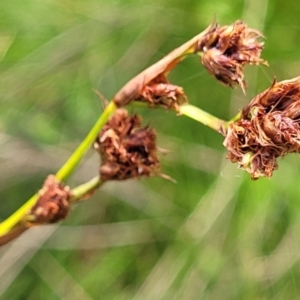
[1,0,300,299]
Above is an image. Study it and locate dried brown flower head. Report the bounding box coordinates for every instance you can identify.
[25,175,72,224]
[224,77,300,179]
[115,75,187,111]
[138,74,187,112]
[94,109,160,181]
[197,20,267,92]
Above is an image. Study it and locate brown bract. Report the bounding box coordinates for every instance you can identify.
[94,109,160,181]
[112,23,216,107]
[138,74,187,112]
[25,175,72,224]
[198,20,267,92]
[224,77,300,179]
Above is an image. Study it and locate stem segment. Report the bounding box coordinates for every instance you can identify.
[56,101,117,180]
[179,104,225,132]
[0,101,117,236]
[71,176,102,202]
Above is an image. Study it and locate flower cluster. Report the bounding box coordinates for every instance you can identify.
[94,109,160,181]
[197,20,267,92]
[138,74,187,112]
[224,77,300,179]
[25,175,72,224]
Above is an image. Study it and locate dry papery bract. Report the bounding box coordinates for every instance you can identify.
[197,20,267,92]
[113,20,266,108]
[94,109,161,181]
[113,54,189,110]
[138,74,188,112]
[25,175,72,225]
[224,77,300,179]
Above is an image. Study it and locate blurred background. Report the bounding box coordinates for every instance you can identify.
[1,0,300,299]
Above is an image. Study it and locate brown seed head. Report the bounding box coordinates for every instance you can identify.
[138,74,188,112]
[197,20,267,92]
[224,77,300,179]
[25,175,72,224]
[139,82,187,111]
[94,109,160,181]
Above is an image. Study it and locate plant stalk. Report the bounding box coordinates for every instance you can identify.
[0,101,117,236]
[179,104,225,132]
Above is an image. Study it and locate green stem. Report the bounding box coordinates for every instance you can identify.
[0,194,38,236]
[0,101,117,236]
[228,111,242,123]
[179,104,225,132]
[129,102,226,132]
[221,111,242,132]
[71,176,103,202]
[56,101,117,180]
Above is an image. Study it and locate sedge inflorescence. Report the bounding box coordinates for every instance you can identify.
[224,77,300,179]
[25,175,72,224]
[197,20,267,92]
[94,109,160,181]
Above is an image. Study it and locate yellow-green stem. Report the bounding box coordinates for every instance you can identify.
[71,176,102,202]
[227,111,242,123]
[0,194,38,236]
[0,101,117,236]
[221,111,242,131]
[179,104,225,132]
[56,101,117,180]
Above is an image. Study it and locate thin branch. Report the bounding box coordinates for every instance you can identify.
[56,101,117,181]
[179,104,225,132]
[0,176,103,246]
[0,102,116,239]
[70,176,102,202]
[113,23,215,106]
